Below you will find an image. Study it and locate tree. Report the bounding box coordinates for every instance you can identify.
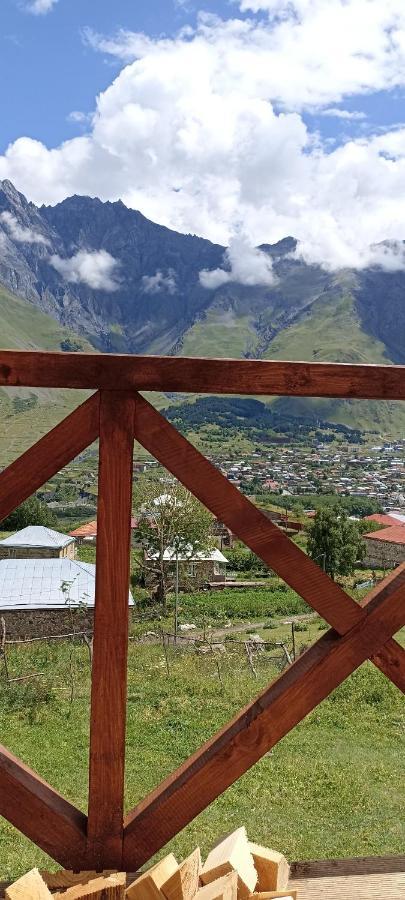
[0,496,57,531]
[134,478,214,609]
[308,505,365,580]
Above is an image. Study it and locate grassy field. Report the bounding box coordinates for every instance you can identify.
[0,617,404,879]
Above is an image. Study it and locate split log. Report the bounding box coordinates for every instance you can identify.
[248,844,289,892]
[53,873,126,900]
[196,872,237,900]
[161,848,201,900]
[126,854,178,900]
[200,828,257,899]
[5,868,52,900]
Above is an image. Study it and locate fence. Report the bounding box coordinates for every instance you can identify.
[0,350,404,871]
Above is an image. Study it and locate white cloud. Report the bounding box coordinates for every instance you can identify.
[141,269,177,294]
[49,250,120,291]
[67,111,92,125]
[3,2,405,271]
[319,108,367,120]
[25,0,59,15]
[200,233,276,287]
[0,211,49,245]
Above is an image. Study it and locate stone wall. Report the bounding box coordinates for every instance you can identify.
[0,608,132,639]
[363,537,405,569]
[0,543,75,560]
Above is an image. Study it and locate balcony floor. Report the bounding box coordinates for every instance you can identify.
[288,855,405,899]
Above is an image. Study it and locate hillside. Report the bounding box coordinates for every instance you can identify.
[1,179,405,434]
[0,282,93,466]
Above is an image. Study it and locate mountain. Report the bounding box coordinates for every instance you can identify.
[0,280,93,467]
[0,179,405,435]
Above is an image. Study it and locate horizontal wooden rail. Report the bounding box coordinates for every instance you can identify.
[123,566,405,867]
[1,350,405,398]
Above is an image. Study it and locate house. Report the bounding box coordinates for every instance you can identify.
[0,526,76,560]
[145,547,228,591]
[363,513,405,528]
[363,525,405,569]
[70,518,139,545]
[0,558,133,638]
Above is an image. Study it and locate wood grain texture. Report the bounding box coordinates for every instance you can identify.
[5,868,52,900]
[0,745,87,869]
[287,872,405,898]
[132,393,405,687]
[1,350,405,399]
[0,392,99,524]
[122,570,405,868]
[53,873,126,900]
[87,392,135,869]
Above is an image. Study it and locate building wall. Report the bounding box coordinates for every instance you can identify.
[363,537,405,569]
[145,560,226,592]
[0,607,132,640]
[0,543,75,560]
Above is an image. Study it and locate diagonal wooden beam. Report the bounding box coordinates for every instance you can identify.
[87,391,135,869]
[123,565,405,869]
[0,392,100,523]
[0,744,88,868]
[1,350,405,399]
[132,393,405,692]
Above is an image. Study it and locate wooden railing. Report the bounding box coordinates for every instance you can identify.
[0,350,404,871]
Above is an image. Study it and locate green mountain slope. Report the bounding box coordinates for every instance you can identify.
[0,285,93,467]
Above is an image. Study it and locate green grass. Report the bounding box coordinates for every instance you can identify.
[0,624,404,878]
[180,310,256,358]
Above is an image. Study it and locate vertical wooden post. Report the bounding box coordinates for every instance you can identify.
[87,391,135,868]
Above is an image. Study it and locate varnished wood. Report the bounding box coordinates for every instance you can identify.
[132,393,405,689]
[87,392,135,869]
[0,745,87,869]
[1,350,405,399]
[122,570,405,867]
[0,393,99,524]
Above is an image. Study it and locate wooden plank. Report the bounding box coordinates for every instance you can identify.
[53,873,126,900]
[126,854,179,900]
[132,393,405,691]
[5,868,52,900]
[287,872,405,899]
[290,854,405,878]
[0,392,99,524]
[161,848,201,900]
[200,828,257,898]
[248,843,289,892]
[195,873,237,900]
[87,391,135,869]
[1,350,405,400]
[0,745,87,869]
[122,571,405,868]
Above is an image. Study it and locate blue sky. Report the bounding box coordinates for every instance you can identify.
[0,0,233,151]
[2,0,405,272]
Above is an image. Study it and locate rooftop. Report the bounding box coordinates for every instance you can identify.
[0,526,74,549]
[364,525,405,545]
[0,558,134,610]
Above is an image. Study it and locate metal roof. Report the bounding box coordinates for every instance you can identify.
[148,547,228,563]
[0,558,134,610]
[0,526,74,548]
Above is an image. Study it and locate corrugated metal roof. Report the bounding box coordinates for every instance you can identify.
[0,559,134,610]
[148,547,228,563]
[0,526,74,548]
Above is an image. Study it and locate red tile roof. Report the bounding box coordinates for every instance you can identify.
[70,518,138,538]
[364,525,405,544]
[364,513,404,528]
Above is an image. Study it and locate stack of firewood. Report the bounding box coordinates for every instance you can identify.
[5,827,296,900]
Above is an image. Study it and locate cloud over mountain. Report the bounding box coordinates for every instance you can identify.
[3,1,405,269]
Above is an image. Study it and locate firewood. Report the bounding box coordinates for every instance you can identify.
[161,848,201,900]
[126,854,178,900]
[196,872,237,900]
[41,872,116,892]
[248,844,289,893]
[5,868,53,900]
[53,873,125,900]
[200,828,257,899]
[250,893,297,899]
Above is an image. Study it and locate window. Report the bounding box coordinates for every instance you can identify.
[188,562,196,577]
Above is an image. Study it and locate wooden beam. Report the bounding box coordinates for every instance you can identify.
[87,391,135,869]
[0,392,100,524]
[132,392,405,696]
[1,350,405,399]
[0,745,87,869]
[122,569,405,868]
